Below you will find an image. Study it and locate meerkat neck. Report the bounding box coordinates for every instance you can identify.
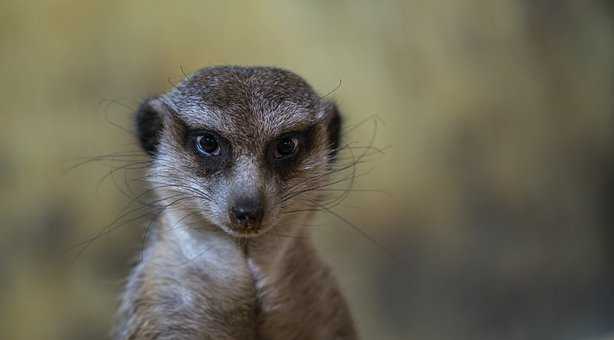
[159,209,314,272]
[159,210,248,280]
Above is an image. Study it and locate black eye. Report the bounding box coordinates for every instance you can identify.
[194,133,221,156]
[273,136,299,159]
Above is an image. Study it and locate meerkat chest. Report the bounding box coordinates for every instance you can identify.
[247,243,327,340]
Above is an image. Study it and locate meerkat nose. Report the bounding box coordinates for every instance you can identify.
[230,196,265,227]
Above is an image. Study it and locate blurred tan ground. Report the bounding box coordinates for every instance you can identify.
[2,1,614,339]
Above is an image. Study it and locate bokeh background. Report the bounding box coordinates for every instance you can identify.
[2,1,614,339]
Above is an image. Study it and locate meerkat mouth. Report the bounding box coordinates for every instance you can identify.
[228,227,263,238]
[221,222,272,238]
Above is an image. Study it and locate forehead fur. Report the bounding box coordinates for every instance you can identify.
[162,66,323,141]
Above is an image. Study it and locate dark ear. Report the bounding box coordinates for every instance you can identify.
[135,97,164,157]
[326,102,343,161]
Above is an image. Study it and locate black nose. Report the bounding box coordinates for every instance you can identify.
[230,197,264,227]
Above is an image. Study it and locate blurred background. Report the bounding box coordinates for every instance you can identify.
[2,1,614,339]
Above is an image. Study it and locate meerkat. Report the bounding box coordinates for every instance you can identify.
[113,66,358,340]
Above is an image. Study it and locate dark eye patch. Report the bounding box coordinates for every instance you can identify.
[185,129,233,174]
[267,125,316,173]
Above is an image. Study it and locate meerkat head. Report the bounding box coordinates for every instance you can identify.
[135,66,342,238]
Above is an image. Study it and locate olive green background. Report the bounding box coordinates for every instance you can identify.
[2,1,614,339]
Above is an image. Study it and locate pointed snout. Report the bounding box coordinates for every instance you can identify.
[228,193,265,232]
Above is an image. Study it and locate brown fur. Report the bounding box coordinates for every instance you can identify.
[114,66,357,339]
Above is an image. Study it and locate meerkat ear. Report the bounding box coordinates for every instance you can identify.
[135,97,165,157]
[326,102,343,161]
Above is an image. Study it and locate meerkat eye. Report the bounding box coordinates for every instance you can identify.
[194,133,221,156]
[273,136,299,159]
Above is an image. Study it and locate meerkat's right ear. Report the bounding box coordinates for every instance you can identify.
[135,97,165,157]
[326,102,343,161]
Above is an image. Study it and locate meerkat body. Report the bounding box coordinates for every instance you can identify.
[114,66,357,340]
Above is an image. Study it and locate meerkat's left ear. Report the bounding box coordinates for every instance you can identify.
[324,102,343,161]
